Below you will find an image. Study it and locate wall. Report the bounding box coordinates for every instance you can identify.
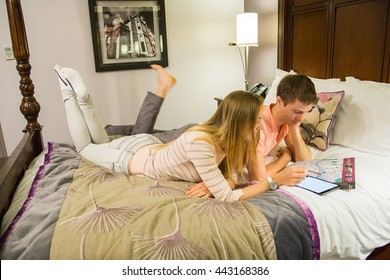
[0,0,246,153]
[204,0,279,90]
[0,0,279,155]
[245,0,278,88]
[0,122,6,157]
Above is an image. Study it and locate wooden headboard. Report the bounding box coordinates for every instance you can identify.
[278,0,390,82]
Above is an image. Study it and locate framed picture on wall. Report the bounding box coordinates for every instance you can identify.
[88,0,168,72]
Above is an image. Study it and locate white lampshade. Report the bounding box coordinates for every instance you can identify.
[236,13,258,46]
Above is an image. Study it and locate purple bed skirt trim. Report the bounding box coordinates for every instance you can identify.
[276,188,321,260]
[0,142,54,249]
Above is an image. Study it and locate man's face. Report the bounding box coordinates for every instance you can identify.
[277,97,314,127]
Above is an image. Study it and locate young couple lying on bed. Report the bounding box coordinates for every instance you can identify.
[54,64,318,202]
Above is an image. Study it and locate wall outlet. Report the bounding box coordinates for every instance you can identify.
[4,46,14,60]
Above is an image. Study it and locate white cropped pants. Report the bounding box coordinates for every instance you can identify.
[79,133,161,175]
[65,93,162,174]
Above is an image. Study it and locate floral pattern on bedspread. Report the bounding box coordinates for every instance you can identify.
[50,158,277,260]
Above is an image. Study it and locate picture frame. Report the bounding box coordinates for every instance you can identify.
[88,0,168,72]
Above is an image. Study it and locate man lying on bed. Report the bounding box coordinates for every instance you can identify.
[246,74,318,189]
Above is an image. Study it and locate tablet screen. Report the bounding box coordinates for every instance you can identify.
[296,176,340,195]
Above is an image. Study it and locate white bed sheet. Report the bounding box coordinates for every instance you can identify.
[281,144,390,259]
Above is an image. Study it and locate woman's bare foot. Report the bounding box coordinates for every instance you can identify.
[151,64,176,98]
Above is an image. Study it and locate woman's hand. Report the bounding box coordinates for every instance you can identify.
[186,182,213,198]
[272,165,308,186]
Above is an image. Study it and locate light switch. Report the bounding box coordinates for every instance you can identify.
[4,46,14,60]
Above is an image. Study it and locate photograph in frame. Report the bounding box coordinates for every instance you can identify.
[88,0,168,72]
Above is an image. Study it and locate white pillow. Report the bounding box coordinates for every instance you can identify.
[329,81,390,155]
[264,69,290,105]
[346,76,390,88]
[264,69,342,105]
[310,76,343,92]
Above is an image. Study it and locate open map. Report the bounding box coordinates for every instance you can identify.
[293,157,355,189]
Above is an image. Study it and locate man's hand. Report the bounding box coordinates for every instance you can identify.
[278,147,293,162]
[288,122,303,130]
[285,125,312,162]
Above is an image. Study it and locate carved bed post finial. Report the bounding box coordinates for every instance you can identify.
[6,0,41,132]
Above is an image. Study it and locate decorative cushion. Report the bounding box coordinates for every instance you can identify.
[329,81,390,155]
[300,91,345,151]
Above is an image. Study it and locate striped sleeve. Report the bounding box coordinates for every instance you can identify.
[186,136,244,202]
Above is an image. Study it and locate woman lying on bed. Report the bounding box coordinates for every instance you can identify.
[54,65,307,202]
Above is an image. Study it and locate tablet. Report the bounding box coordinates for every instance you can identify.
[296,176,340,195]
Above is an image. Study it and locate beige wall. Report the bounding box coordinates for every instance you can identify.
[245,0,279,88]
[0,122,6,157]
[0,0,278,154]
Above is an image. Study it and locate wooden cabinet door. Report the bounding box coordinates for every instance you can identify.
[278,0,390,81]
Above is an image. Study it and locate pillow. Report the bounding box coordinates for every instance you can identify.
[265,69,342,105]
[329,81,390,155]
[346,76,390,88]
[264,69,290,105]
[300,91,345,150]
[309,76,343,92]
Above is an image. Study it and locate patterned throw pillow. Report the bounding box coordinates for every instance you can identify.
[300,91,345,150]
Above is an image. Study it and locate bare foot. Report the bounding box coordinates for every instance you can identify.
[151,64,176,98]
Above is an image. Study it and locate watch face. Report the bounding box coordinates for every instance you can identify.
[267,176,278,190]
[270,181,278,190]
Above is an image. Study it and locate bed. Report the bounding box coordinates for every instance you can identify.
[0,0,389,260]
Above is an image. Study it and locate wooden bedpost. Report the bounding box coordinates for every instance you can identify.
[0,0,44,224]
[6,0,42,133]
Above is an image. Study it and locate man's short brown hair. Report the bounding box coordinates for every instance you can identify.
[277,74,318,105]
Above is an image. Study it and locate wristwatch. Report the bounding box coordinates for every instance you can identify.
[267,176,278,190]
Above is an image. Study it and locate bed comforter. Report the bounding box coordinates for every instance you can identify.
[0,143,314,260]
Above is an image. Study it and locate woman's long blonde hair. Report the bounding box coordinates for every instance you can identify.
[190,90,263,182]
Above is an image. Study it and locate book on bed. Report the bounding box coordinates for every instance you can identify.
[293,157,355,189]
